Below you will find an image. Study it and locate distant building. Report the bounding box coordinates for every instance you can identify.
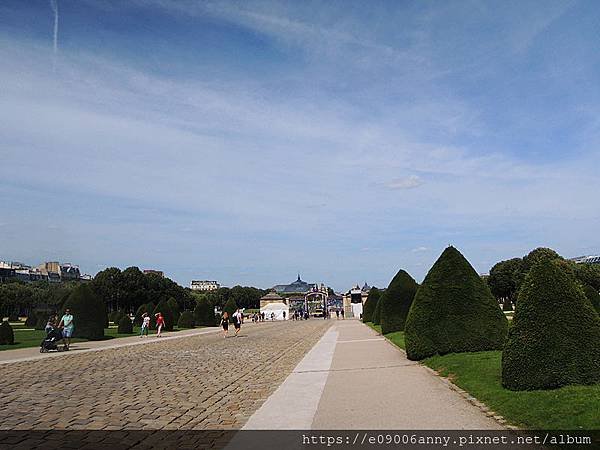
[342,282,372,318]
[190,280,220,291]
[60,263,81,281]
[272,274,316,294]
[37,261,60,275]
[570,255,600,264]
[143,269,164,277]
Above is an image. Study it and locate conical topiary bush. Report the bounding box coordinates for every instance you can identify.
[0,320,15,345]
[63,284,106,340]
[152,300,174,331]
[194,296,216,326]
[362,287,381,323]
[502,260,600,390]
[405,246,508,360]
[372,291,384,326]
[380,270,418,334]
[177,310,195,329]
[582,284,600,313]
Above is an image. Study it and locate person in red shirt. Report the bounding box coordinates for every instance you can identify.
[155,312,165,337]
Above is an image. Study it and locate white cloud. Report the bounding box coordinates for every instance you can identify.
[384,175,424,190]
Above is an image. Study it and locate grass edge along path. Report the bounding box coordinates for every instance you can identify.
[0,324,197,351]
[363,321,600,430]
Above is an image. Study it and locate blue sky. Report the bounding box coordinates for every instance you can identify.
[1,0,599,291]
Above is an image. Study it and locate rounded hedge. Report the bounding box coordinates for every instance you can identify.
[117,315,134,334]
[194,297,217,326]
[372,291,384,326]
[8,314,19,322]
[405,246,508,361]
[502,260,600,390]
[63,284,106,340]
[582,284,600,313]
[0,320,14,345]
[380,270,418,334]
[152,300,174,331]
[362,287,381,323]
[177,310,195,329]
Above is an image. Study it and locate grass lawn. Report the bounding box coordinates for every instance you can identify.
[363,321,599,429]
[0,322,187,351]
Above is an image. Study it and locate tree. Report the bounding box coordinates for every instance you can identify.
[92,267,123,311]
[405,246,508,361]
[223,297,238,320]
[502,260,600,390]
[372,292,384,326]
[487,258,524,305]
[380,270,419,334]
[152,300,174,331]
[362,287,381,323]
[63,284,106,340]
[0,320,14,345]
[194,296,217,326]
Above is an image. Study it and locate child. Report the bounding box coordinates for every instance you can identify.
[140,312,150,338]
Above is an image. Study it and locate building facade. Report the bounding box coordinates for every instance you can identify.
[190,280,220,291]
[272,274,316,294]
[143,269,164,277]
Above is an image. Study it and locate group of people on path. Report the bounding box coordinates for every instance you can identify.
[221,308,243,338]
[44,309,74,350]
[139,312,165,337]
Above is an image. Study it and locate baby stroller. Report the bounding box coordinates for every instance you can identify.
[40,327,65,353]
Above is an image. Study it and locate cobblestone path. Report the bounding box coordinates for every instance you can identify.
[0,320,331,431]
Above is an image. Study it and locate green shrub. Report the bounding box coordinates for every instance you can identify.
[405,246,508,361]
[146,302,157,329]
[117,315,134,334]
[167,297,181,324]
[25,314,38,327]
[502,298,513,311]
[35,313,48,331]
[372,291,384,325]
[177,310,195,329]
[582,284,600,313]
[502,260,600,390]
[362,287,380,323]
[380,270,418,334]
[152,300,174,331]
[194,297,217,326]
[109,310,125,324]
[8,314,19,322]
[0,320,15,345]
[62,284,106,340]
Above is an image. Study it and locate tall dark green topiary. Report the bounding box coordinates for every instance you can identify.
[167,297,181,324]
[582,284,600,313]
[372,292,384,326]
[380,270,418,334]
[134,304,147,326]
[405,246,508,360]
[177,310,195,329]
[502,260,600,390]
[152,300,174,331]
[63,284,106,340]
[194,297,217,326]
[0,320,15,345]
[362,287,380,323]
[117,315,134,334]
[223,297,238,321]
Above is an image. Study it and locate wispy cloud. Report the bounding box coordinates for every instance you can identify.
[384,175,425,190]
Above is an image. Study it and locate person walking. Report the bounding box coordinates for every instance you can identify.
[335,309,340,320]
[232,309,242,337]
[221,311,229,338]
[341,308,345,320]
[283,310,286,320]
[58,308,74,351]
[140,312,150,338]
[155,312,165,337]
